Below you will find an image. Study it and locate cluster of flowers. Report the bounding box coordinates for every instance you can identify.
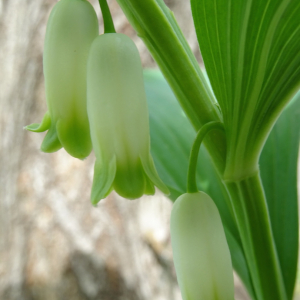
[25,0,169,205]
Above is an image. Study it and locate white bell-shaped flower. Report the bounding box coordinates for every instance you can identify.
[26,0,99,159]
[171,191,234,300]
[87,33,169,204]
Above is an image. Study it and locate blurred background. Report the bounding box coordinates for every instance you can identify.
[0,0,298,299]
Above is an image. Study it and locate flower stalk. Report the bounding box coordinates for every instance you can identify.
[98,0,116,33]
[187,121,224,193]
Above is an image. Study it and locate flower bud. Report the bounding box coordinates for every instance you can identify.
[171,192,234,300]
[25,0,99,159]
[87,33,169,204]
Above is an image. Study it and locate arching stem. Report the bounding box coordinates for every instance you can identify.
[187,121,225,193]
[98,0,116,33]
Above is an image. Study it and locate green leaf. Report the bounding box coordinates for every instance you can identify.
[144,69,256,299]
[191,0,300,179]
[260,92,300,300]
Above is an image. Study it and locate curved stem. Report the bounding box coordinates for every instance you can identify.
[187,121,224,193]
[99,0,116,33]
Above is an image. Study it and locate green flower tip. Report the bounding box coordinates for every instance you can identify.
[87,33,169,205]
[24,123,42,132]
[171,192,234,300]
[91,155,169,205]
[26,0,99,159]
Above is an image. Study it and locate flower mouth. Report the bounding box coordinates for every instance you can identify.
[90,153,169,205]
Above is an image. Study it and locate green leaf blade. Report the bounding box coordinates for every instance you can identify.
[191,0,300,179]
[260,92,300,300]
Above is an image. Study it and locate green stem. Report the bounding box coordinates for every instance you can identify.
[224,172,287,300]
[99,0,116,33]
[187,121,224,193]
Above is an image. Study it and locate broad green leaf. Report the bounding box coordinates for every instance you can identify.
[191,0,300,179]
[144,69,255,298]
[260,92,300,299]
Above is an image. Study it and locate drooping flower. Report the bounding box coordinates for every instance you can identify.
[87,33,169,204]
[171,191,234,300]
[25,0,99,159]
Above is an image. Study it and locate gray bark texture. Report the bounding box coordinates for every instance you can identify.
[0,0,249,299]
